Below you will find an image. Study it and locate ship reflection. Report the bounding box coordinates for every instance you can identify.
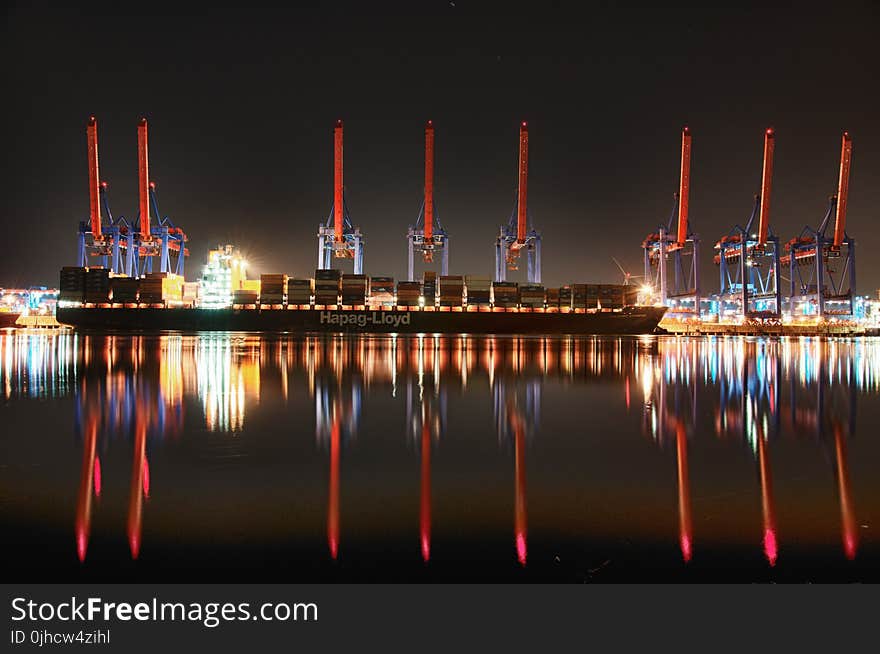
[32,334,870,566]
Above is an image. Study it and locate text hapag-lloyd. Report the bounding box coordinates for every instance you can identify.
[319,311,411,328]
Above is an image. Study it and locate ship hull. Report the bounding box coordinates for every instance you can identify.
[57,306,667,335]
[0,312,22,328]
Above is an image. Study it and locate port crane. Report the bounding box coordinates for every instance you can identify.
[642,127,701,315]
[318,120,364,274]
[781,132,855,317]
[713,129,782,320]
[407,121,449,280]
[612,257,643,286]
[133,118,189,277]
[77,117,137,275]
[496,122,542,284]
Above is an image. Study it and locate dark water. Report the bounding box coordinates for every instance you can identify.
[1,332,878,582]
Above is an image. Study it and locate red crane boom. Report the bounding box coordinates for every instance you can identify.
[516,122,529,244]
[334,120,344,243]
[137,119,151,238]
[424,121,434,241]
[676,127,692,245]
[833,132,853,248]
[757,128,775,247]
[86,117,102,238]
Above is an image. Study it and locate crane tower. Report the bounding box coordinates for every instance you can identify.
[495,122,542,284]
[407,120,449,280]
[317,120,364,273]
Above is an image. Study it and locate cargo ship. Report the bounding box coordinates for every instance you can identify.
[57,304,667,335]
[55,266,667,335]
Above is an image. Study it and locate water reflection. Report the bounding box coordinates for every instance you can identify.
[641,337,864,565]
[402,339,446,563]
[0,333,876,570]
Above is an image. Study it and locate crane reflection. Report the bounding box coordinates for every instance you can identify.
[492,370,540,566]
[311,337,364,560]
[403,336,447,562]
[645,337,863,564]
[71,335,184,562]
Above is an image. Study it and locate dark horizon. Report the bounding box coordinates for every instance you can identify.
[3,1,878,290]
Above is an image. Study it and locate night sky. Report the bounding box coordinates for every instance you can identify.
[3,1,878,291]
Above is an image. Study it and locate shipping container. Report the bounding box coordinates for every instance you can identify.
[138,278,164,304]
[314,284,339,301]
[464,275,492,291]
[466,294,491,306]
[260,294,285,305]
[465,284,491,304]
[260,273,289,297]
[315,269,343,281]
[438,275,464,306]
[368,276,395,305]
[288,278,314,305]
[232,290,259,304]
[396,281,421,306]
[289,278,315,290]
[422,281,437,305]
[492,282,519,307]
[557,286,573,309]
[85,268,110,286]
[341,275,368,301]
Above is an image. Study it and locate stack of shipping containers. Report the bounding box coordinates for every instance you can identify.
[287,279,314,307]
[182,281,200,307]
[519,284,546,309]
[491,281,519,308]
[422,272,437,308]
[438,275,464,307]
[557,285,573,311]
[341,274,368,306]
[314,269,342,306]
[369,276,395,306]
[260,274,288,307]
[110,277,139,305]
[84,268,111,304]
[598,284,619,309]
[150,272,184,304]
[546,287,560,310]
[464,275,491,308]
[59,266,87,304]
[139,275,165,306]
[572,284,590,310]
[396,281,421,307]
